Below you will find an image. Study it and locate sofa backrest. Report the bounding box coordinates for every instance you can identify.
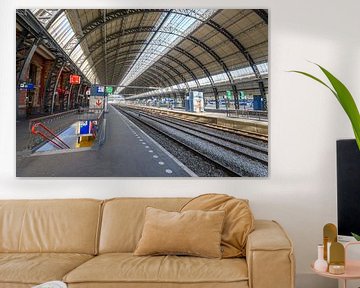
[99,197,190,253]
[0,199,102,254]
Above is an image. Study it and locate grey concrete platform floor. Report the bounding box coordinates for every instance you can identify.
[16,119,30,152]
[16,105,194,177]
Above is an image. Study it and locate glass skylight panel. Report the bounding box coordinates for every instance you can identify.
[257,63,268,74]
[186,80,197,88]
[30,9,60,27]
[230,66,255,79]
[117,9,216,93]
[197,78,209,86]
[48,12,72,46]
[31,10,99,84]
[31,9,40,15]
[127,63,268,100]
[71,45,85,64]
[212,73,228,83]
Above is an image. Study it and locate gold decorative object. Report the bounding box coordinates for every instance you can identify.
[329,242,345,274]
[328,264,345,275]
[323,223,337,261]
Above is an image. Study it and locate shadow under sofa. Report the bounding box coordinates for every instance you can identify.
[0,198,295,288]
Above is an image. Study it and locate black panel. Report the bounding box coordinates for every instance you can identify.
[337,139,360,236]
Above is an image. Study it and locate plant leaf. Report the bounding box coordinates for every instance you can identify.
[353,127,360,149]
[351,232,360,241]
[290,65,360,150]
[316,64,360,150]
[289,70,337,98]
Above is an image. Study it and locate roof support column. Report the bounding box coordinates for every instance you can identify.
[43,57,66,114]
[16,34,41,119]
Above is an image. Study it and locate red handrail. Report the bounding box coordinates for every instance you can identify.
[31,122,70,149]
[33,130,64,149]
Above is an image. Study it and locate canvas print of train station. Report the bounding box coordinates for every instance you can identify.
[16,9,268,177]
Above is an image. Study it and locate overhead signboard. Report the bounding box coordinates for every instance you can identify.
[97,86,105,93]
[19,82,35,91]
[19,82,26,90]
[90,85,112,96]
[105,86,113,94]
[89,96,104,109]
[70,75,81,84]
[26,83,35,90]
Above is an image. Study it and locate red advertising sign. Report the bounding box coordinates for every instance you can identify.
[70,75,81,84]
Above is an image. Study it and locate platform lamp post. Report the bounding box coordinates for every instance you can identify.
[223,95,228,117]
[103,86,106,111]
[105,86,113,113]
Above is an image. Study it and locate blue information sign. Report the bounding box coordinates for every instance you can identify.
[19,82,35,90]
[27,83,35,90]
[79,121,91,135]
[91,85,107,96]
[97,86,105,93]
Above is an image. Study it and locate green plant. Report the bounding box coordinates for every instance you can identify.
[352,232,360,241]
[290,63,360,150]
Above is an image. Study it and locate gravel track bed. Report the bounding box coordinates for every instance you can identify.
[115,108,230,177]
[120,108,267,177]
[138,112,268,162]
[171,118,267,147]
[141,114,267,177]
[131,107,268,148]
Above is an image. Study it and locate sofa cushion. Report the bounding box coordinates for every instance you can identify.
[134,207,225,258]
[99,198,190,253]
[0,199,102,254]
[63,253,248,285]
[181,194,254,258]
[0,253,93,285]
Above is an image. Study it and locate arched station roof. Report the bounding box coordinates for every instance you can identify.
[30,9,268,100]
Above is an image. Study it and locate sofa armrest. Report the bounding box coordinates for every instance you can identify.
[246,220,295,288]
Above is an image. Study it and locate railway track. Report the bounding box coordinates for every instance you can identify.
[126,107,267,164]
[137,108,266,151]
[115,106,268,177]
[132,106,268,142]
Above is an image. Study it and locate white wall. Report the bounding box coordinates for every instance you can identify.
[2,1,360,287]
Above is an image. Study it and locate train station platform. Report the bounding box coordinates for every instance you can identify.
[16,106,195,177]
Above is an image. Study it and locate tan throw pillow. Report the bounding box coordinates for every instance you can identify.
[181,194,254,258]
[134,207,225,258]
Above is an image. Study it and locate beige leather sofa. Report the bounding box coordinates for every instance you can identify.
[0,198,294,288]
